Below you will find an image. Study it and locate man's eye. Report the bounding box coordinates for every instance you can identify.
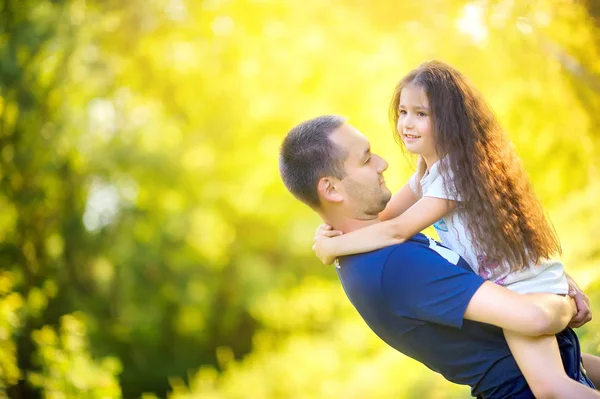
[365,157,371,164]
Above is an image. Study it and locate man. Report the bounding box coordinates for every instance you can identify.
[278,115,598,398]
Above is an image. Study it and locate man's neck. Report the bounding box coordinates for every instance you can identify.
[320,213,380,234]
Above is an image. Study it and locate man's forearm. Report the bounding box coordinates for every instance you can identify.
[464,282,576,336]
[523,293,576,335]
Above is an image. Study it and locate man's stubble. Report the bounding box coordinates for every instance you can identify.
[343,176,391,219]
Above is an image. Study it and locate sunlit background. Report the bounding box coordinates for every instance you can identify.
[1,0,600,398]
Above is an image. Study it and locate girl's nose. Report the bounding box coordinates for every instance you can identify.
[403,114,415,130]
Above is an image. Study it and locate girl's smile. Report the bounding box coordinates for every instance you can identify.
[398,84,438,168]
[403,133,421,141]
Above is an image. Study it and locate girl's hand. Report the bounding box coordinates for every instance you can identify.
[312,224,343,265]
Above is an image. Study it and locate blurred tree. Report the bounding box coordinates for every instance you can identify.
[0,0,88,396]
[28,313,121,398]
[0,272,23,397]
[0,0,599,398]
[581,0,600,25]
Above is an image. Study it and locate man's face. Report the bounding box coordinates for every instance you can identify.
[329,124,391,217]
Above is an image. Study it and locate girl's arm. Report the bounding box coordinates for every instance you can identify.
[378,183,420,221]
[313,194,455,264]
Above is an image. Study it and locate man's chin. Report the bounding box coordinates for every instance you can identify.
[382,191,392,206]
[373,195,392,215]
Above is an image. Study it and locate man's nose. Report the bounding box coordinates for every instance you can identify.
[376,155,388,173]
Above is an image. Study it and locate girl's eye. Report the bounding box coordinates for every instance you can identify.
[365,157,371,164]
[399,110,407,115]
[417,112,426,117]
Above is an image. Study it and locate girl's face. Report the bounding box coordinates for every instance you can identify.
[397,84,438,168]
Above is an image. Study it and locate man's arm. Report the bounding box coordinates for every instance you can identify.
[464,281,576,336]
[383,244,575,334]
[566,272,592,328]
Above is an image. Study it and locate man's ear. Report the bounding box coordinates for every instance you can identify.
[317,177,343,203]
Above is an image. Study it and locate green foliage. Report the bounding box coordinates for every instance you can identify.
[28,313,122,398]
[168,278,470,399]
[0,272,23,396]
[0,0,599,398]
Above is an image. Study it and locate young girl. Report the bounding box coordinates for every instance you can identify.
[312,60,599,396]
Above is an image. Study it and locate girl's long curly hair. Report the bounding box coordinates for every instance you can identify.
[390,60,561,271]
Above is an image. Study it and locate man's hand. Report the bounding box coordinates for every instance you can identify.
[312,224,342,265]
[566,274,592,328]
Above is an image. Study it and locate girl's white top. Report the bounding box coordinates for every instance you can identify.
[409,158,568,294]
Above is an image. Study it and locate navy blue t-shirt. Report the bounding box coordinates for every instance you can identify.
[336,233,590,398]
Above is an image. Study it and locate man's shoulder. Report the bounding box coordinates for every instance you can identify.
[379,235,472,280]
[339,245,396,270]
[341,234,432,270]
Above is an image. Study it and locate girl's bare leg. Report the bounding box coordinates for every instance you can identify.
[504,330,600,398]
